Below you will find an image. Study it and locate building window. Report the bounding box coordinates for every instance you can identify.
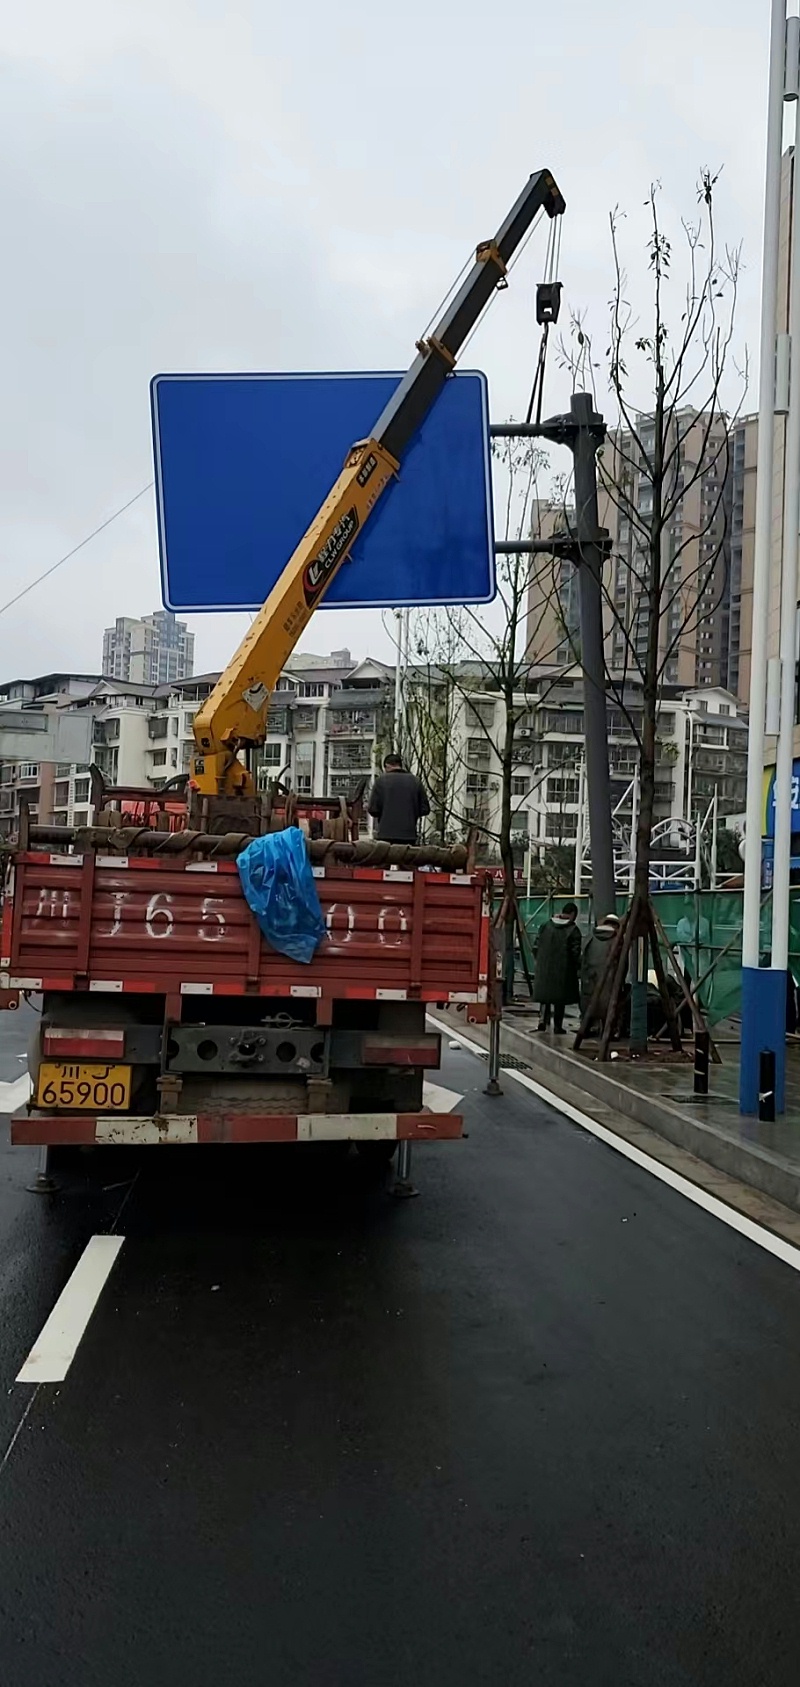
[547,777,580,803]
[297,682,325,698]
[150,750,167,767]
[511,777,529,796]
[547,812,577,840]
[18,763,39,780]
[466,701,496,731]
[260,743,283,768]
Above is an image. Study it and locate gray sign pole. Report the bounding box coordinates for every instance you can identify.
[491,393,616,921]
[569,394,616,921]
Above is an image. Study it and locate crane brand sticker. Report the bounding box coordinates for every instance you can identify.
[303,508,359,605]
[356,453,378,487]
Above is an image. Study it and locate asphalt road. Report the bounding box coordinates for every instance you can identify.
[1,1006,800,1686]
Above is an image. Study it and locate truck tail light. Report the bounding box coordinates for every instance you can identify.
[42,1028,126,1060]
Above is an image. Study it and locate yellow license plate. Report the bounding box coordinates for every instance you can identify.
[36,1062,132,1111]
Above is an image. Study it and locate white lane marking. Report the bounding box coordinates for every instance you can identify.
[423,1080,463,1115]
[428,1016,800,1277]
[0,1073,32,1112]
[16,1235,125,1384]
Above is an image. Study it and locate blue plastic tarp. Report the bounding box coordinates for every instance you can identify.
[236,830,327,966]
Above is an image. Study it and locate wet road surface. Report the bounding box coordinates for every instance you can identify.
[1,1012,800,1685]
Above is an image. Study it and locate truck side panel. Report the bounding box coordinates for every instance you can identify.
[2,857,489,1009]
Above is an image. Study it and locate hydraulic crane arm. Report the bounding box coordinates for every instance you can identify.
[192,168,565,803]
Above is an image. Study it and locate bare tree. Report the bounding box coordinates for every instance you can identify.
[406,436,581,993]
[565,173,746,1054]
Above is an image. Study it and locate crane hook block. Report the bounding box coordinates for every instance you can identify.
[536,281,562,325]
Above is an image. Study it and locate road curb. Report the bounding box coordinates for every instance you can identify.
[449,1012,800,1217]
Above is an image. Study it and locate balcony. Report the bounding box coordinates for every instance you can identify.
[512,742,541,767]
[293,707,318,732]
[329,773,363,797]
[93,720,120,746]
[94,748,119,782]
[329,743,373,773]
[327,712,376,737]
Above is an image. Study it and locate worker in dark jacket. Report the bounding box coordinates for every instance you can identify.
[533,902,581,1033]
[368,754,430,844]
[580,912,621,1035]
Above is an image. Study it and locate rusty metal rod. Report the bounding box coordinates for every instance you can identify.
[25,825,469,870]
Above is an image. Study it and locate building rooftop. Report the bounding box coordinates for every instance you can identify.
[155,673,222,696]
[0,672,103,697]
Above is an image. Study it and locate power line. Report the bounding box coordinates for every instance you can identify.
[0,482,154,619]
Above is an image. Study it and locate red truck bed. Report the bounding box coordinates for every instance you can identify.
[1,851,490,1010]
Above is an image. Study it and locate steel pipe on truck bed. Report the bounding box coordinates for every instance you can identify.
[21,827,470,869]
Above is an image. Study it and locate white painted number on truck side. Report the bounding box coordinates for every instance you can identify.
[35,887,72,920]
[198,897,226,941]
[377,904,409,946]
[102,891,129,938]
[326,903,356,943]
[145,892,174,940]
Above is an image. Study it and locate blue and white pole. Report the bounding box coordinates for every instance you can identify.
[740,0,795,1112]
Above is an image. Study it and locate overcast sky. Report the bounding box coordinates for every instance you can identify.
[0,0,766,681]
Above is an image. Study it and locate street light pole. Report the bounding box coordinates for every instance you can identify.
[392,607,409,759]
[741,0,794,1111]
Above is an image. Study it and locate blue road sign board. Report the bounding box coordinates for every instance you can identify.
[150,370,494,612]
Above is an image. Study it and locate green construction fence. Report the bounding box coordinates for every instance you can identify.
[516,890,787,1028]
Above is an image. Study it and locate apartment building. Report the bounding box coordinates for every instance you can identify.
[726,414,758,702]
[672,688,748,823]
[598,407,732,690]
[424,664,748,865]
[102,610,195,686]
[0,672,102,837]
[254,657,394,799]
[524,500,579,665]
[0,643,748,865]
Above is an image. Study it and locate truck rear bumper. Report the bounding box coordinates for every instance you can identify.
[11,1109,463,1146]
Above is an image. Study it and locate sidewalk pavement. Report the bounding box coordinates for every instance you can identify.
[446,1004,800,1219]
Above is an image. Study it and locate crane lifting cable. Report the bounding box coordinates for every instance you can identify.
[524,212,564,427]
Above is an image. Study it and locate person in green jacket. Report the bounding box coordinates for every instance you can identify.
[533,902,581,1033]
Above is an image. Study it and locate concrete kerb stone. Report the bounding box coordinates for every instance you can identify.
[445,1011,800,1217]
